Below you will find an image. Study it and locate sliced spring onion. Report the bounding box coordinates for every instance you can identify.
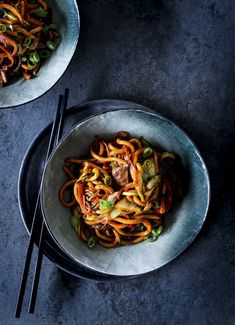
[0,24,6,33]
[39,49,51,60]
[26,60,37,69]
[31,7,47,18]
[0,8,7,18]
[136,223,144,231]
[71,215,80,229]
[99,199,114,211]
[24,37,32,48]
[154,200,159,208]
[142,172,148,182]
[110,162,117,168]
[143,159,155,178]
[143,147,153,159]
[29,52,40,64]
[103,176,112,185]
[14,3,20,10]
[146,225,163,242]
[153,225,163,236]
[22,56,27,62]
[146,232,158,242]
[143,159,151,168]
[47,40,57,51]
[88,236,97,249]
[43,23,59,34]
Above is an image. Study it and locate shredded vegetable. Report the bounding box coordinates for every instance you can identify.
[0,0,60,86]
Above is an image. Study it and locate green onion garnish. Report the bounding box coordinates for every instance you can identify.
[142,172,148,182]
[136,223,143,231]
[39,49,51,60]
[146,232,158,242]
[143,147,153,158]
[154,225,163,236]
[43,23,59,34]
[24,37,32,48]
[110,162,117,168]
[154,200,159,208]
[71,215,80,229]
[31,7,47,18]
[143,159,151,168]
[15,3,20,10]
[88,236,97,249]
[143,158,155,177]
[103,176,112,185]
[0,8,7,18]
[22,56,27,62]
[29,52,40,64]
[99,199,114,211]
[0,24,6,33]
[27,60,37,69]
[47,40,57,51]
[146,225,163,242]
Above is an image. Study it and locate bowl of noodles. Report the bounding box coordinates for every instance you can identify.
[0,0,79,108]
[41,109,210,276]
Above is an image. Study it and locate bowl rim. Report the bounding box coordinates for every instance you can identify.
[41,107,211,276]
[0,0,80,109]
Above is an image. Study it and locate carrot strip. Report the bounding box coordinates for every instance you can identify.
[22,71,31,80]
[0,45,14,66]
[0,4,24,25]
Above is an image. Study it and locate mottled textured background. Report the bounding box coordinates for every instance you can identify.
[0,0,235,324]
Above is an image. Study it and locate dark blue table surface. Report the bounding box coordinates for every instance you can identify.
[0,0,234,324]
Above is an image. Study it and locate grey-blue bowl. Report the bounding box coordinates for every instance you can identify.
[0,0,79,108]
[41,109,210,276]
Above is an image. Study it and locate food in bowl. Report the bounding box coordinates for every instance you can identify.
[59,131,185,248]
[0,0,60,86]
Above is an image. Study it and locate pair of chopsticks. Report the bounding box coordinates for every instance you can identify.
[15,88,69,318]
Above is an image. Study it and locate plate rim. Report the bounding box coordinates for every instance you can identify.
[41,106,211,276]
[17,99,159,280]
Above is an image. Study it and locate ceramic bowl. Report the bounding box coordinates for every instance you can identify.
[41,109,210,276]
[0,0,79,108]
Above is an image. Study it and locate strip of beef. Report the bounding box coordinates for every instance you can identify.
[112,164,129,187]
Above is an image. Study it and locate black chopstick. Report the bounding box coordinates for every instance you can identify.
[28,89,69,314]
[15,90,68,318]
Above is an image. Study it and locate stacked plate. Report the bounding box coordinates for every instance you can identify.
[18,99,210,280]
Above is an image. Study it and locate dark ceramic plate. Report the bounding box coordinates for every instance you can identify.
[0,0,79,108]
[18,100,154,280]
